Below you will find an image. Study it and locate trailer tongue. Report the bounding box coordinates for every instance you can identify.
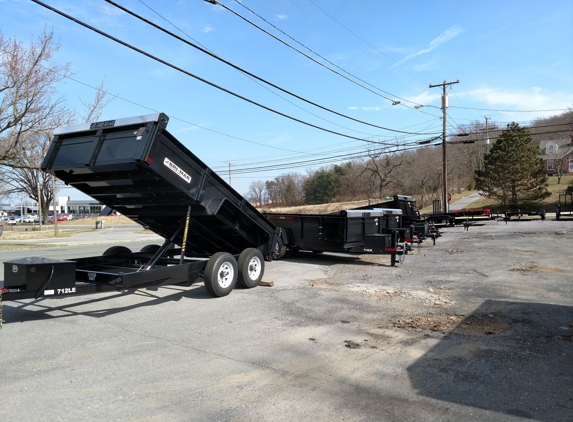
[2,113,280,301]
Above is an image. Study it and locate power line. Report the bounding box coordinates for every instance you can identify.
[207,0,429,111]
[105,0,438,136]
[233,0,422,107]
[31,0,409,146]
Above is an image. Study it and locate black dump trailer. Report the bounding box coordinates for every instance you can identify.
[264,208,409,266]
[352,195,437,243]
[1,113,281,303]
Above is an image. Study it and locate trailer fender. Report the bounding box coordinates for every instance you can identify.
[103,246,132,256]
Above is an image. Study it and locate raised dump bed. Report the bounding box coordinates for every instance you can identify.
[1,113,280,302]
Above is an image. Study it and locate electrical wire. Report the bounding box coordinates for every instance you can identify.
[207,0,434,113]
[105,0,438,136]
[31,0,410,146]
[233,0,422,107]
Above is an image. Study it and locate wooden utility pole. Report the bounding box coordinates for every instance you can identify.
[429,79,459,213]
[225,162,234,186]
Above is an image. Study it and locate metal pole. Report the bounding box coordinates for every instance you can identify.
[52,174,58,236]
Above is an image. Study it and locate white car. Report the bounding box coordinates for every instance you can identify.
[22,215,37,223]
[6,217,18,225]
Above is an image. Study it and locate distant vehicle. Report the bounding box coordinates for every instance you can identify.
[22,215,37,223]
[0,222,2,236]
[48,214,69,223]
[6,217,18,225]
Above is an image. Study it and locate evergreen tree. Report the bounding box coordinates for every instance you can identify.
[475,122,550,207]
[305,170,343,204]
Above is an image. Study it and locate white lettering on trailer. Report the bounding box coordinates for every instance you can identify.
[57,288,76,294]
[44,290,55,295]
[163,158,192,183]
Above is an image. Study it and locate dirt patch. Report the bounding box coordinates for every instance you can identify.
[394,313,512,335]
[511,265,564,273]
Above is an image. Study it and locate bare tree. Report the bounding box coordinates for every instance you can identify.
[547,148,573,184]
[0,27,73,169]
[0,29,113,221]
[247,180,266,205]
[359,141,405,200]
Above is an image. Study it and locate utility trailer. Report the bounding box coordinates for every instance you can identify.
[264,208,409,266]
[492,208,546,221]
[556,194,573,219]
[352,195,437,244]
[1,113,281,304]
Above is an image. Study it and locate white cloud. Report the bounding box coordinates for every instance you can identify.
[173,123,211,134]
[404,91,441,106]
[401,25,464,63]
[463,86,571,109]
[203,26,215,33]
[275,14,288,20]
[269,133,291,144]
[347,106,383,111]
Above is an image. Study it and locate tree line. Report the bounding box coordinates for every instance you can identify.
[249,111,573,209]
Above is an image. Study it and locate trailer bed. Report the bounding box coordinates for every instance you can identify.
[1,113,279,304]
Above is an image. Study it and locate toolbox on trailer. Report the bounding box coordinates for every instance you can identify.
[264,208,408,265]
[352,195,432,243]
[1,113,280,302]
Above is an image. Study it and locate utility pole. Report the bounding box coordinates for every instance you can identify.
[225,162,234,186]
[429,79,459,213]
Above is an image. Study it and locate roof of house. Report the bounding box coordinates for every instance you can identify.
[539,138,573,158]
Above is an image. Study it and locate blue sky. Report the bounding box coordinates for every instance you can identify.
[2,0,572,199]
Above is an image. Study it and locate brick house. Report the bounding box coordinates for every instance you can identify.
[538,137,573,176]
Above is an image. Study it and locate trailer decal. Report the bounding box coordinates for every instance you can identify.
[56,288,76,294]
[164,157,192,183]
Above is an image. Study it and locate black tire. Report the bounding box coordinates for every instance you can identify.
[237,248,265,288]
[102,246,132,256]
[312,250,324,254]
[140,244,161,253]
[203,252,238,297]
[273,237,287,260]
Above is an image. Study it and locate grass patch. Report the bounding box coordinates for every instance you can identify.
[0,228,94,240]
[0,243,55,251]
[463,175,573,212]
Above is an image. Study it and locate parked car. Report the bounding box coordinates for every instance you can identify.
[48,214,69,223]
[0,222,3,236]
[22,215,37,223]
[6,217,18,225]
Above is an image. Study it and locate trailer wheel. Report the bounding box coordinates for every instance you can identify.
[140,244,161,253]
[103,246,132,256]
[204,252,238,297]
[273,238,287,260]
[237,248,265,288]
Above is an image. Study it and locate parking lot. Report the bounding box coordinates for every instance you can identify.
[1,219,572,421]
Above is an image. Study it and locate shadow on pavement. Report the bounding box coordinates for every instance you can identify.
[407,299,573,420]
[1,283,213,324]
